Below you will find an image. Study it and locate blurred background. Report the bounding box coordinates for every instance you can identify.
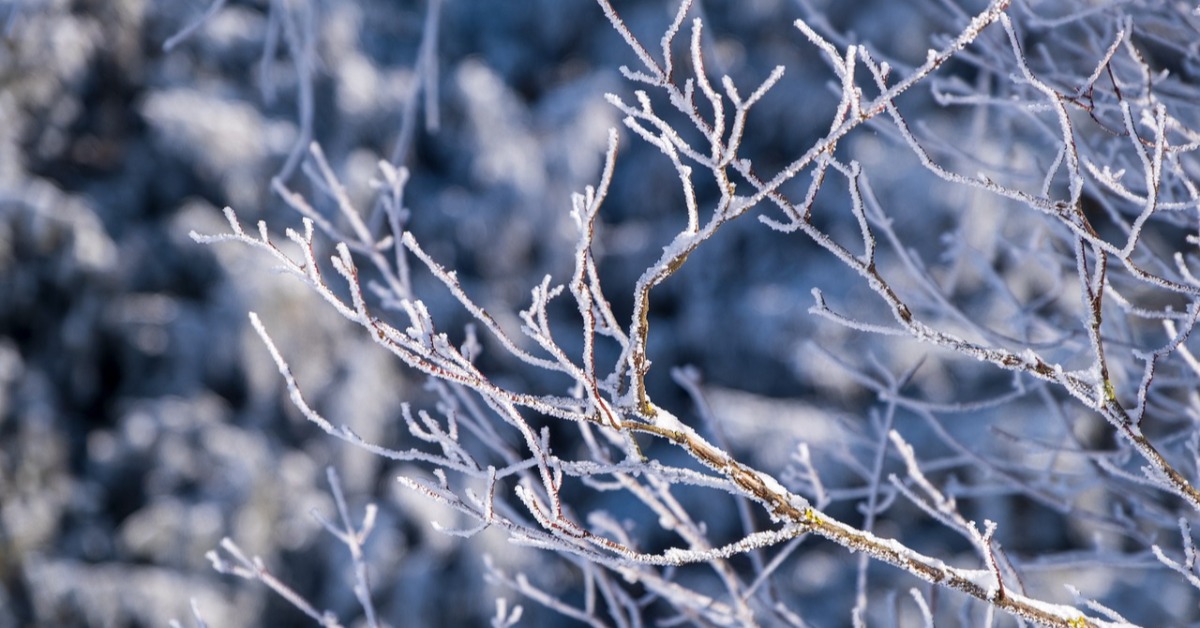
[3,0,1198,625]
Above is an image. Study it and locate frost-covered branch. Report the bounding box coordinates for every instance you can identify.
[187,0,1200,625]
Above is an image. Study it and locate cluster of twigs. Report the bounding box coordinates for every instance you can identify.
[188,0,1200,625]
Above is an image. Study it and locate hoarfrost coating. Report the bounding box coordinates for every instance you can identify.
[7,0,1200,626]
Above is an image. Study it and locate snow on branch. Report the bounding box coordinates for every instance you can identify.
[189,0,1200,624]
